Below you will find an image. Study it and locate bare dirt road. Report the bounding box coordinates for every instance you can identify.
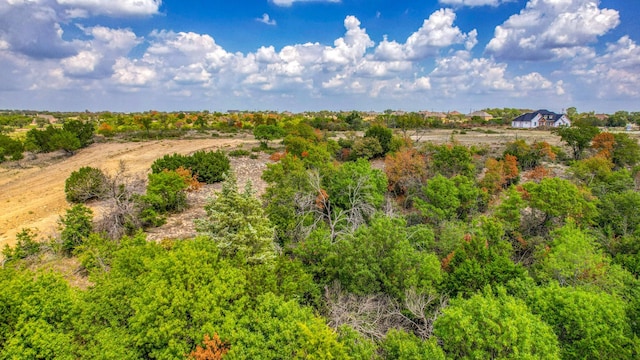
[0,136,263,249]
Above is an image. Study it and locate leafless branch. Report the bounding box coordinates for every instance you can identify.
[324,283,448,341]
[95,161,146,239]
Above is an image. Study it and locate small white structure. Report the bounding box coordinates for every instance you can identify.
[511,110,571,129]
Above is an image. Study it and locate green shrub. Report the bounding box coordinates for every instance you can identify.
[2,228,42,261]
[63,120,95,147]
[24,124,88,154]
[190,150,230,183]
[229,149,250,157]
[0,134,23,162]
[142,171,188,213]
[59,204,93,256]
[253,124,285,147]
[351,137,383,160]
[150,153,188,173]
[151,150,230,184]
[65,167,108,203]
[365,124,393,155]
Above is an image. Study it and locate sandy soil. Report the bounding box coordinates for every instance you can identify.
[0,136,263,248]
[411,128,565,150]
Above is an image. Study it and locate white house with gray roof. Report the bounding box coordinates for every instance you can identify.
[511,110,571,129]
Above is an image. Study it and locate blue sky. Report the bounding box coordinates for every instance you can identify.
[0,0,638,113]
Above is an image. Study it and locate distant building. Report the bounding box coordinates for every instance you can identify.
[419,111,446,119]
[446,110,465,123]
[467,111,494,120]
[34,114,57,124]
[511,109,571,129]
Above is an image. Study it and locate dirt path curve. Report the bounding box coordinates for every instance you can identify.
[0,137,258,248]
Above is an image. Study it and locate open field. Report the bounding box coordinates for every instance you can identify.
[0,127,625,249]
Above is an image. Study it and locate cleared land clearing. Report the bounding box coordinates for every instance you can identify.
[0,136,261,248]
[0,128,567,249]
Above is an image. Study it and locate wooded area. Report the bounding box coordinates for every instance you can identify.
[1,109,640,359]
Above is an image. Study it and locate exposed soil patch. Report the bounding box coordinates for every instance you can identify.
[145,152,270,242]
[0,136,262,248]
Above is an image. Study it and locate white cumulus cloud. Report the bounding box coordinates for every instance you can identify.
[112,58,156,87]
[257,13,276,26]
[439,0,514,7]
[486,0,620,60]
[0,3,633,112]
[374,9,476,61]
[272,0,340,7]
[572,36,640,98]
[0,0,76,58]
[56,0,162,17]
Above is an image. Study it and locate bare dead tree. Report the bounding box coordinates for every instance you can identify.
[295,170,379,242]
[344,174,377,232]
[324,283,447,340]
[95,161,146,239]
[325,282,400,340]
[381,195,396,218]
[324,283,448,341]
[294,170,348,242]
[397,288,447,340]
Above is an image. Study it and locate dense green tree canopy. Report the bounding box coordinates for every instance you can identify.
[4,113,640,358]
[323,216,441,299]
[435,287,560,360]
[527,284,636,360]
[553,124,600,160]
[253,124,285,147]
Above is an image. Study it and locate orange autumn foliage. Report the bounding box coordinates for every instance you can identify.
[313,128,324,142]
[442,251,456,271]
[524,166,551,182]
[515,185,531,200]
[315,188,329,210]
[481,158,503,194]
[97,122,114,133]
[269,151,287,162]
[189,333,229,360]
[592,132,615,159]
[166,166,202,192]
[480,156,520,195]
[503,154,519,182]
[534,141,557,161]
[384,148,427,195]
[515,234,528,248]
[339,148,351,161]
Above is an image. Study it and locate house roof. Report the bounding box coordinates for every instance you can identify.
[512,109,564,123]
[420,111,446,118]
[467,111,493,118]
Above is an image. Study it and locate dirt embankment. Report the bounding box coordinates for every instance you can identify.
[0,137,263,248]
